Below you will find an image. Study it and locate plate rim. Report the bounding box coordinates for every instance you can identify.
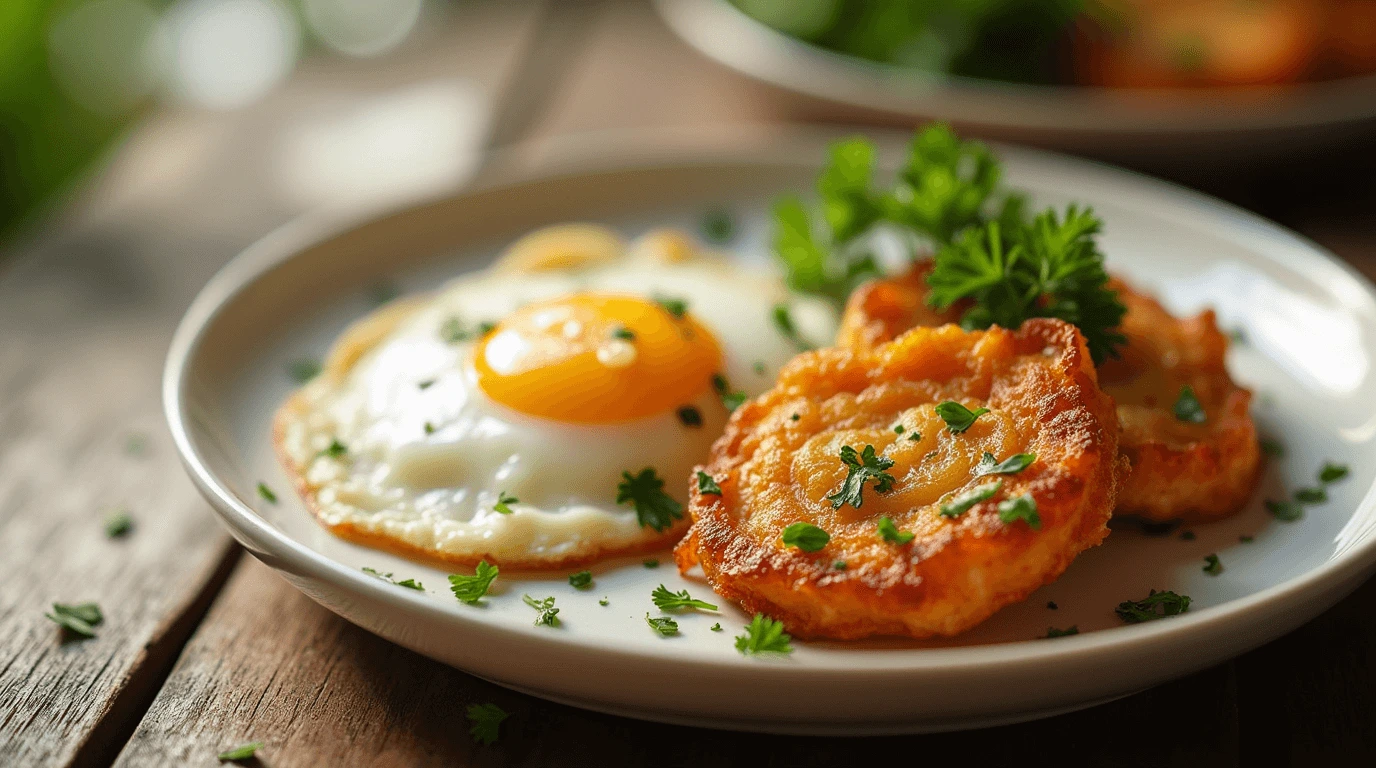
[164,126,1376,681]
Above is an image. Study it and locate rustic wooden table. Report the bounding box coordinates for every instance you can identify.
[3,2,1374,766]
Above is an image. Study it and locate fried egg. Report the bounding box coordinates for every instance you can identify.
[273,225,838,569]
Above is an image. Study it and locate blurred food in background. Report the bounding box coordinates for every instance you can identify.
[732,0,1376,87]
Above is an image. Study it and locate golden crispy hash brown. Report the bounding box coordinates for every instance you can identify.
[837,266,1261,522]
[676,319,1126,640]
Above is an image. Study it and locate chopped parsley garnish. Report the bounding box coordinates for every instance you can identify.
[711,373,747,411]
[1266,499,1303,522]
[939,480,1002,517]
[1115,590,1191,623]
[1260,438,1284,458]
[893,424,905,434]
[645,613,679,636]
[1044,626,1079,638]
[753,361,767,376]
[696,471,723,495]
[494,491,518,515]
[909,432,922,441]
[643,559,660,569]
[599,598,609,606]
[523,594,560,627]
[735,613,793,656]
[790,413,801,422]
[45,602,103,639]
[362,567,423,590]
[1295,487,1327,504]
[771,304,812,351]
[781,522,830,552]
[833,560,847,570]
[701,208,735,243]
[449,561,499,604]
[288,358,322,383]
[568,571,593,589]
[997,493,1041,529]
[876,516,915,545]
[1202,554,1224,576]
[927,206,1127,364]
[395,578,423,590]
[973,452,1035,477]
[935,401,990,434]
[652,584,718,612]
[1172,386,1207,424]
[256,482,277,503]
[320,439,348,459]
[711,623,723,631]
[1180,530,1196,541]
[617,468,684,532]
[677,405,703,427]
[612,326,636,341]
[1320,462,1349,484]
[466,703,508,746]
[424,422,436,435]
[104,510,133,538]
[654,295,689,318]
[217,741,264,762]
[826,444,896,509]
[418,378,436,390]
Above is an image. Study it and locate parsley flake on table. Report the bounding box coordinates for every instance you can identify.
[735,613,793,656]
[654,294,689,318]
[568,570,593,589]
[1203,554,1224,576]
[617,468,684,532]
[973,451,1036,477]
[876,516,915,545]
[696,471,723,495]
[652,584,719,612]
[1172,386,1207,424]
[997,494,1041,529]
[934,401,990,434]
[711,373,747,412]
[466,703,509,746]
[701,208,736,243]
[1266,499,1304,522]
[523,595,560,627]
[494,491,518,515]
[826,444,896,510]
[104,510,133,538]
[1319,462,1349,484]
[646,613,679,636]
[1115,589,1191,623]
[782,522,830,552]
[45,602,103,639]
[449,561,499,605]
[1044,626,1079,638]
[939,480,1002,518]
[771,303,812,351]
[1295,487,1327,504]
[217,741,264,762]
[677,405,703,427]
[288,358,321,383]
[256,482,277,503]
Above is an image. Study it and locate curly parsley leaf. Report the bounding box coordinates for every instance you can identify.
[217,741,264,762]
[617,468,684,532]
[973,452,1035,477]
[466,703,509,746]
[940,480,1003,517]
[826,444,896,510]
[885,123,1004,245]
[449,561,499,605]
[1115,589,1191,623]
[935,401,990,434]
[1172,386,1207,424]
[523,594,560,627]
[568,570,593,589]
[876,516,915,545]
[651,584,719,612]
[735,613,793,656]
[781,522,830,552]
[45,602,103,639]
[997,493,1041,529]
[696,471,723,495]
[645,613,680,636]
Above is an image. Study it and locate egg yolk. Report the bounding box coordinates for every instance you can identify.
[474,294,723,423]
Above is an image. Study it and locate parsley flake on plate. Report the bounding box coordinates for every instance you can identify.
[124,432,148,457]
[466,703,509,746]
[288,358,321,383]
[1044,626,1079,638]
[362,567,423,591]
[256,482,277,503]
[1203,554,1224,576]
[1294,487,1327,504]
[781,522,830,552]
[876,516,915,545]
[711,623,723,632]
[1240,535,1255,543]
[523,595,560,627]
[1266,499,1303,522]
[611,326,636,341]
[1180,530,1196,541]
[701,208,735,243]
[643,559,660,569]
[735,614,793,656]
[677,405,703,427]
[645,613,680,636]
[494,491,518,515]
[771,303,812,351]
[568,570,593,589]
[320,438,348,459]
[652,584,718,612]
[973,451,1035,477]
[1172,386,1207,424]
[934,401,990,434]
[939,480,1002,518]
[711,373,747,412]
[617,468,684,532]
[1260,438,1284,458]
[104,510,133,538]
[826,444,896,510]
[449,561,499,605]
[599,598,609,606]
[997,493,1041,529]
[833,560,847,570]
[696,471,723,495]
[45,602,103,639]
[1319,462,1349,484]
[1115,590,1191,623]
[217,741,264,762]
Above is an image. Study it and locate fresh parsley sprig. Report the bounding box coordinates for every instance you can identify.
[735,614,793,656]
[617,468,684,532]
[1115,589,1191,623]
[645,614,679,636]
[449,561,499,605]
[523,594,560,627]
[826,444,896,510]
[651,584,718,612]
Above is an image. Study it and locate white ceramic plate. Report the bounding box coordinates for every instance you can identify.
[654,0,1376,157]
[165,128,1376,734]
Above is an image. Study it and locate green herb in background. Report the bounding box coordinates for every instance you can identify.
[466,703,508,745]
